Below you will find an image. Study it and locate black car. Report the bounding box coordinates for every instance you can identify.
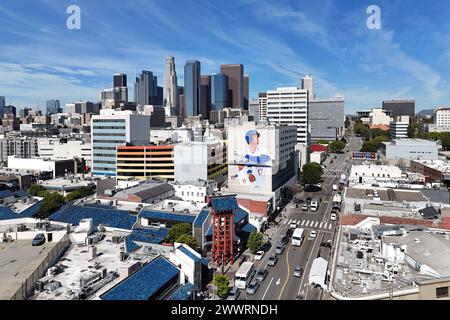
[259,241,272,253]
[280,236,289,245]
[255,269,268,282]
[285,229,294,238]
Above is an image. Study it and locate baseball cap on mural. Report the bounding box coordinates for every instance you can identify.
[245,130,260,144]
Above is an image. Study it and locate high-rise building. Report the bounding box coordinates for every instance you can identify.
[302,75,314,101]
[0,96,6,118]
[91,110,150,176]
[46,99,61,115]
[163,55,178,116]
[243,74,249,110]
[390,116,410,139]
[382,100,415,118]
[113,74,127,88]
[200,75,211,119]
[101,88,127,109]
[184,60,201,117]
[211,73,229,111]
[3,105,16,118]
[134,71,158,107]
[258,92,267,123]
[220,64,244,109]
[309,98,345,142]
[248,99,260,123]
[266,87,309,166]
[19,108,31,118]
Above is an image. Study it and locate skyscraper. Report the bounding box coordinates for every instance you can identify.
[184,60,201,117]
[46,99,61,115]
[382,100,415,118]
[134,71,158,107]
[113,74,127,88]
[243,74,249,110]
[163,55,178,116]
[220,64,244,109]
[0,96,5,118]
[211,73,229,110]
[200,75,211,119]
[302,75,314,101]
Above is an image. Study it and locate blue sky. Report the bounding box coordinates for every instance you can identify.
[0,0,449,113]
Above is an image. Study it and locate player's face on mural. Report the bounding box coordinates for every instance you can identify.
[249,133,259,151]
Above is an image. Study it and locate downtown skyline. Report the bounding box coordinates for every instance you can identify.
[0,0,450,112]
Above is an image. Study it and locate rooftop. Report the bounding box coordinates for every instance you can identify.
[0,240,58,300]
[100,256,179,300]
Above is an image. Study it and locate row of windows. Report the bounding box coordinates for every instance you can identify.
[93,119,125,123]
[93,140,126,144]
[180,191,205,197]
[93,126,126,130]
[93,146,116,151]
[93,133,126,137]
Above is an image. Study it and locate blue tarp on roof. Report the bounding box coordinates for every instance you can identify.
[140,210,196,224]
[0,190,28,199]
[241,223,256,234]
[178,245,201,263]
[125,227,169,253]
[234,208,248,223]
[20,201,42,218]
[0,206,20,220]
[101,256,179,300]
[167,282,194,300]
[193,208,210,228]
[210,196,239,212]
[50,204,137,230]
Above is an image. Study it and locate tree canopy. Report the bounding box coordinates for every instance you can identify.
[167,223,192,243]
[329,140,346,153]
[301,162,323,185]
[36,192,66,219]
[247,232,264,254]
[214,275,230,299]
[176,234,198,249]
[66,186,94,202]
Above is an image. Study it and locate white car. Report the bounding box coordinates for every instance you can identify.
[330,213,337,221]
[290,220,298,229]
[254,250,265,261]
[310,201,318,212]
[332,184,338,191]
[309,230,317,239]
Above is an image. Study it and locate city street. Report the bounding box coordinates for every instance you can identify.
[242,136,362,300]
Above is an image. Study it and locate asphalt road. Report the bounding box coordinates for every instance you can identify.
[242,136,362,300]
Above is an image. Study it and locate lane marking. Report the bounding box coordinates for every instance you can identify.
[315,221,319,228]
[278,243,292,300]
[301,220,305,226]
[319,222,323,229]
[262,277,274,300]
[329,224,332,230]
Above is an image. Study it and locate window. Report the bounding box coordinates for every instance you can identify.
[436,287,449,298]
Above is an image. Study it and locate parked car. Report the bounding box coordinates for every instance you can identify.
[246,281,260,295]
[293,265,304,278]
[330,213,337,221]
[255,269,268,282]
[310,201,318,212]
[332,184,338,191]
[227,287,241,300]
[260,241,272,253]
[32,233,46,246]
[254,250,265,261]
[268,255,278,266]
[280,236,289,245]
[301,204,308,212]
[275,245,285,255]
[309,230,317,239]
[285,229,294,238]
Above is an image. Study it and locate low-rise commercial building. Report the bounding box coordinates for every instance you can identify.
[410,159,450,183]
[381,139,439,160]
[7,156,84,179]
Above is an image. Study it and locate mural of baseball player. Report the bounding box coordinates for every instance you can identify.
[231,130,271,188]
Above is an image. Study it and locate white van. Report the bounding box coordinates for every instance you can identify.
[332,184,338,191]
[235,262,255,290]
[310,201,318,212]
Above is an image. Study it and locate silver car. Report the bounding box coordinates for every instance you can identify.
[246,281,260,295]
[268,255,278,266]
[275,245,284,255]
[227,286,241,300]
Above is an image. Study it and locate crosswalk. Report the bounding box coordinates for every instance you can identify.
[286,218,334,231]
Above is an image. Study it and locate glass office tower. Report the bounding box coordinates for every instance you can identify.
[184,60,201,117]
[211,73,229,110]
